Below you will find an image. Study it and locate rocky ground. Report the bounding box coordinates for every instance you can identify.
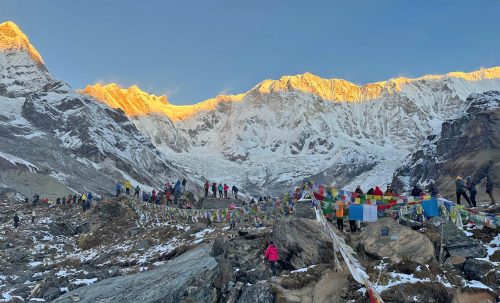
[0,194,499,303]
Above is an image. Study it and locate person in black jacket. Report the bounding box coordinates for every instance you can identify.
[427,179,439,198]
[455,176,471,206]
[485,175,495,205]
[465,176,477,207]
[410,184,423,198]
[13,213,19,228]
[32,193,39,207]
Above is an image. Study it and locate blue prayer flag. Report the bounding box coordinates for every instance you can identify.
[422,199,439,217]
[348,204,363,220]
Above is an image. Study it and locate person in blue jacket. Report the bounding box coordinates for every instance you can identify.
[116,181,122,197]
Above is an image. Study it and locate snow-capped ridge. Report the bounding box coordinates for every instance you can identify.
[252,67,500,102]
[82,67,500,122]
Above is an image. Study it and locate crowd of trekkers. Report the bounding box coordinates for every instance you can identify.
[203,180,239,200]
[116,178,196,209]
[454,175,496,207]
[12,191,96,229]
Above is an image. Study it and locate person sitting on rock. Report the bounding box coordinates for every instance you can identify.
[455,176,472,206]
[265,241,279,277]
[465,176,477,207]
[410,184,423,198]
[485,175,496,205]
[367,188,374,195]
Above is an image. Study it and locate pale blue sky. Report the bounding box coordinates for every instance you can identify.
[1,0,499,104]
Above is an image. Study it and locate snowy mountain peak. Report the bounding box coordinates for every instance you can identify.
[80,83,244,121]
[0,21,54,96]
[0,21,45,68]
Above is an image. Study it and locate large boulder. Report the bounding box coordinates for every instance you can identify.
[293,202,316,219]
[360,217,435,264]
[381,282,450,303]
[463,259,494,281]
[271,218,334,269]
[48,221,76,236]
[427,217,487,259]
[238,283,274,303]
[53,245,217,303]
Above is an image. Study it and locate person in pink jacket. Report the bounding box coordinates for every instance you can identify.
[264,241,279,276]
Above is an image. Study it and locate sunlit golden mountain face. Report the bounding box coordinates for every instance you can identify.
[81,67,500,121]
[0,21,45,66]
[3,20,499,122]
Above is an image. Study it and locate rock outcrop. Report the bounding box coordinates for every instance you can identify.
[53,245,217,303]
[271,218,334,268]
[360,217,435,264]
[427,217,487,259]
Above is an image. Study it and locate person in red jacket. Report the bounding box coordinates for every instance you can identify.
[151,189,156,203]
[223,184,229,199]
[264,241,279,276]
[372,186,383,196]
[204,181,209,197]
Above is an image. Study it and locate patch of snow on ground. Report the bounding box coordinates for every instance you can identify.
[29,261,42,267]
[463,280,492,290]
[72,278,98,286]
[291,265,316,273]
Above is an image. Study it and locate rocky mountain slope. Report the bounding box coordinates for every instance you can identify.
[0,21,194,199]
[392,90,499,201]
[83,69,500,196]
[1,195,498,302]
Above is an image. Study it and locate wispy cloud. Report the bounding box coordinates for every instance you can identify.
[161,86,181,99]
[217,86,232,96]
